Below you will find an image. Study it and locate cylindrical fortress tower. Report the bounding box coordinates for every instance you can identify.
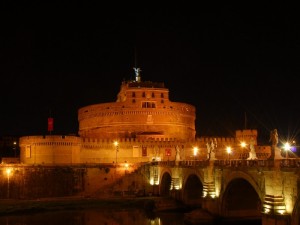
[78,75,196,141]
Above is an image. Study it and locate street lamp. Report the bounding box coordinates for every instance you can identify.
[240,142,247,159]
[240,141,246,148]
[193,147,198,161]
[124,162,129,174]
[13,141,17,157]
[114,141,119,165]
[283,142,291,159]
[6,168,12,198]
[226,147,232,160]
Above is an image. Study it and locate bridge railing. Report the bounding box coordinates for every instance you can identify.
[156,160,209,167]
[154,158,300,168]
[212,159,300,168]
[280,158,300,168]
[214,159,275,167]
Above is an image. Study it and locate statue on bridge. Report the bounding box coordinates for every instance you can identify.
[206,138,216,160]
[269,129,279,146]
[247,137,258,160]
[269,129,283,159]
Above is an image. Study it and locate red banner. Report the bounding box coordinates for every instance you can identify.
[165,149,171,156]
[142,146,147,156]
[48,117,54,132]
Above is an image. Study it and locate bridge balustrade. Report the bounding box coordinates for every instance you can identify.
[154,158,300,169]
[214,159,275,167]
[280,158,300,168]
[156,160,209,167]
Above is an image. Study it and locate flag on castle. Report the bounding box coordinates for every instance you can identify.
[48,117,54,132]
[165,148,171,156]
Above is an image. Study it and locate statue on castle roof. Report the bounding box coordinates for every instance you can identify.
[133,67,141,82]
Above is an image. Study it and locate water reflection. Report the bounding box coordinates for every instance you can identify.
[0,208,261,225]
[0,208,184,225]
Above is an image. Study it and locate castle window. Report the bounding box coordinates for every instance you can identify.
[152,92,155,98]
[142,92,146,97]
[132,92,136,97]
[161,93,164,98]
[142,102,156,108]
[132,99,136,103]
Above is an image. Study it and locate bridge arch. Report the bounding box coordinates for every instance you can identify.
[182,172,204,207]
[220,171,263,218]
[291,194,300,225]
[160,171,172,196]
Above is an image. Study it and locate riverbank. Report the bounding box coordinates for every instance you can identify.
[0,196,157,215]
[0,196,185,216]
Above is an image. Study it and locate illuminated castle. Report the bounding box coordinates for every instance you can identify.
[78,68,196,141]
[19,69,265,165]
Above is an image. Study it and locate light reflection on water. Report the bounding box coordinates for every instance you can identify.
[0,209,261,225]
[0,208,184,225]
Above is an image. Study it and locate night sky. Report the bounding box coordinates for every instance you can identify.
[1,5,299,144]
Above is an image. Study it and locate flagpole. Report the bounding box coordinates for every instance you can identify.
[244,112,247,130]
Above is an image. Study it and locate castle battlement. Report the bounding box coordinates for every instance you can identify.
[197,137,236,143]
[20,135,81,143]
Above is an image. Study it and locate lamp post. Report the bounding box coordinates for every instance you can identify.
[193,147,198,165]
[6,168,11,199]
[124,162,129,174]
[240,142,246,148]
[283,142,291,160]
[114,141,119,166]
[226,147,232,160]
[13,141,17,157]
[240,142,247,159]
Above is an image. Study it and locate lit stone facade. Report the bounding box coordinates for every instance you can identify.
[19,74,265,165]
[78,80,196,141]
[19,135,81,164]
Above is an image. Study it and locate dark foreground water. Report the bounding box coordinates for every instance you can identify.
[0,208,262,225]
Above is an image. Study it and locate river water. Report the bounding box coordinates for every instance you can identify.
[0,208,261,225]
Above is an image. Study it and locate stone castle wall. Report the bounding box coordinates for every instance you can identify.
[78,101,196,140]
[78,80,196,141]
[19,135,81,164]
[19,135,270,165]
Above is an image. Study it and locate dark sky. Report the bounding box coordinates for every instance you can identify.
[1,5,300,144]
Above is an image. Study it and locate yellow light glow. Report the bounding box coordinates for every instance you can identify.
[264,208,270,213]
[6,168,11,176]
[226,147,232,154]
[193,147,198,156]
[283,142,291,151]
[114,141,118,146]
[174,185,180,190]
[240,142,246,148]
[277,210,285,215]
[150,178,154,185]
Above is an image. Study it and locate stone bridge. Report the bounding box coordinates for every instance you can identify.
[147,158,300,225]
